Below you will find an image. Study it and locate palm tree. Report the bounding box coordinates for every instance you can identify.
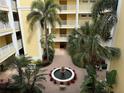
[80,65,117,93]
[68,0,120,68]
[27,0,61,61]
[68,23,120,67]
[14,55,31,79]
[92,0,118,41]
[10,63,47,93]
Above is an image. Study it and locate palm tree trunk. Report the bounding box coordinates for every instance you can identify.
[31,78,36,91]
[44,22,49,62]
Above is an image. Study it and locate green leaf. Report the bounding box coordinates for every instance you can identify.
[106,70,117,85]
[86,64,96,76]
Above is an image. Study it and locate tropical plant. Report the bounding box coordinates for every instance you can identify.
[92,0,118,41]
[80,65,117,93]
[9,66,47,93]
[13,55,32,80]
[68,22,120,68]
[41,33,55,66]
[27,0,61,61]
[0,10,8,24]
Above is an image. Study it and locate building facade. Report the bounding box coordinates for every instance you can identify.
[0,0,23,63]
[0,0,124,92]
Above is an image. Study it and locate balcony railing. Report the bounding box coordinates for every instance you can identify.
[60,34,67,37]
[0,22,11,34]
[79,3,94,13]
[14,21,20,31]
[55,20,76,28]
[0,0,8,9]
[12,0,17,11]
[0,39,22,63]
[61,20,76,26]
[0,43,15,63]
[60,5,76,13]
[52,34,69,42]
[53,34,69,37]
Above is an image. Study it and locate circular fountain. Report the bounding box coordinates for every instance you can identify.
[50,67,76,85]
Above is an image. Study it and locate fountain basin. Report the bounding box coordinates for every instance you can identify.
[51,67,75,83]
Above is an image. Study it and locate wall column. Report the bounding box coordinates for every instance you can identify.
[7,0,19,56]
[76,0,79,30]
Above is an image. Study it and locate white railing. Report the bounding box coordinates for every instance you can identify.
[55,20,76,28]
[60,34,68,37]
[0,43,15,63]
[0,0,8,8]
[0,22,11,33]
[61,5,67,10]
[12,0,17,10]
[0,39,22,63]
[79,3,94,13]
[14,21,20,31]
[53,34,69,42]
[53,34,69,37]
[17,39,22,49]
[61,20,76,26]
[61,5,76,10]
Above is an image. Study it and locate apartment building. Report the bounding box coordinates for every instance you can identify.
[16,0,94,59]
[0,0,23,63]
[0,0,124,92]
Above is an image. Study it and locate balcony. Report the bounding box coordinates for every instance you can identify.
[60,5,76,14]
[79,2,94,13]
[56,20,76,28]
[78,18,92,26]
[53,34,68,42]
[0,39,22,63]
[12,0,17,11]
[0,22,12,36]
[0,43,15,63]
[14,21,20,31]
[0,0,8,11]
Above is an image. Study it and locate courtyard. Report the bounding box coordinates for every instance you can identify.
[0,49,106,93]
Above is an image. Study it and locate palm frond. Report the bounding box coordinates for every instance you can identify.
[31,0,44,12]
[27,11,42,30]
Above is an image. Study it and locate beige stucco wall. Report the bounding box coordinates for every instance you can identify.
[18,0,42,58]
[110,1,124,93]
